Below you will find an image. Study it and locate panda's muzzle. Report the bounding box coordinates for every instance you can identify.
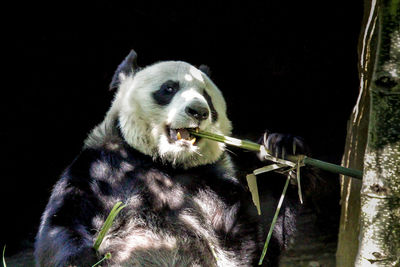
[167,126,200,145]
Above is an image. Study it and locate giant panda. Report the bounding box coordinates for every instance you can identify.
[35,50,313,267]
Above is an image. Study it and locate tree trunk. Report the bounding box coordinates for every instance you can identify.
[336,0,377,266]
[355,0,400,266]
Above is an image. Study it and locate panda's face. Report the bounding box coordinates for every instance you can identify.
[117,61,232,168]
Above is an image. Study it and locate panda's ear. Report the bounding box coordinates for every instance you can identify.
[109,50,138,90]
[199,64,211,77]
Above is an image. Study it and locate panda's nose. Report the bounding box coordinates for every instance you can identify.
[185,105,209,121]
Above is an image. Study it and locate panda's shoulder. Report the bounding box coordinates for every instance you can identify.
[62,141,141,184]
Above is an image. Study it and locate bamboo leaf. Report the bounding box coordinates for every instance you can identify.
[93,202,126,251]
[296,158,303,204]
[263,155,297,168]
[253,164,285,176]
[258,175,291,265]
[2,245,6,267]
[246,174,261,215]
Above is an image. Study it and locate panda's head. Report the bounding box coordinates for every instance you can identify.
[104,50,232,168]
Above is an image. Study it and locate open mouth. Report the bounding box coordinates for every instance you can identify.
[166,126,200,146]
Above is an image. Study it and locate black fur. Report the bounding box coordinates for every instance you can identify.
[152,80,181,106]
[198,64,211,77]
[35,136,262,266]
[109,50,138,90]
[35,130,312,266]
[203,90,218,122]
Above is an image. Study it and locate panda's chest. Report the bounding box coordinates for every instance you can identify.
[132,168,230,220]
[136,168,190,211]
[100,169,235,266]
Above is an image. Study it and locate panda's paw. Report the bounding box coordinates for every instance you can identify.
[258,131,310,160]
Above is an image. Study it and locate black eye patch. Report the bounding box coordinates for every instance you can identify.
[152,80,180,106]
[203,90,218,122]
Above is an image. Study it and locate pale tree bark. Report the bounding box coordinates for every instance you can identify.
[336,0,377,266]
[355,0,400,266]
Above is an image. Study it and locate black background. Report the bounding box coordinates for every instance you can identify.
[2,1,362,255]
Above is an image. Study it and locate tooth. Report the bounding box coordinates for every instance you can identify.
[190,138,196,145]
[177,132,182,140]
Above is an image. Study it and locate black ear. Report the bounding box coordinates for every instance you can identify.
[199,64,211,77]
[109,50,138,90]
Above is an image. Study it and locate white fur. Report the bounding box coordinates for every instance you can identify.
[85,61,232,168]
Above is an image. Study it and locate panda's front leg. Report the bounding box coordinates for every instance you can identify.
[253,130,318,256]
[35,222,100,267]
[256,130,317,196]
[233,130,313,180]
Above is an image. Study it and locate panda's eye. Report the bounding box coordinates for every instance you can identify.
[160,81,179,94]
[153,80,180,106]
[165,86,175,93]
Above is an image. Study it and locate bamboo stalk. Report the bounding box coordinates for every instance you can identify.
[190,130,363,179]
